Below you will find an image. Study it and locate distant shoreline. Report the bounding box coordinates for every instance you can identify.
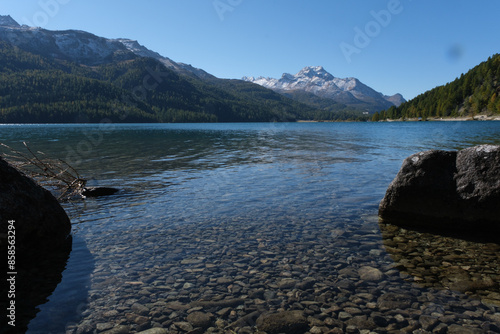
[298,115,500,123]
[385,115,500,122]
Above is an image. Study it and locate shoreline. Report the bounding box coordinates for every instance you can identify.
[385,115,500,122]
[299,113,500,123]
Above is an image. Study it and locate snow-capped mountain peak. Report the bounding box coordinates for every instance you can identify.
[243,66,405,112]
[297,66,334,81]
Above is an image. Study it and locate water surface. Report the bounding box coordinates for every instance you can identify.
[1,122,500,333]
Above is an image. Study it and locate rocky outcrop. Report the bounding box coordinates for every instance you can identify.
[379,145,500,233]
[0,157,71,253]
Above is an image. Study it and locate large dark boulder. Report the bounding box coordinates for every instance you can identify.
[0,157,72,332]
[379,145,500,234]
[0,157,71,253]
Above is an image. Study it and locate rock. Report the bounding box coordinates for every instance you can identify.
[134,315,150,325]
[419,315,439,331]
[0,157,72,333]
[338,312,353,321]
[174,321,194,332]
[372,314,389,327]
[186,312,212,328]
[309,326,323,334]
[377,293,412,311]
[190,298,244,309]
[101,325,130,334]
[136,329,169,334]
[345,315,376,330]
[277,278,298,289]
[96,323,115,331]
[256,310,308,333]
[379,145,500,234]
[0,157,71,253]
[358,266,384,281]
[455,145,500,221]
[296,278,316,290]
[447,324,483,334]
[131,303,150,316]
[81,186,119,197]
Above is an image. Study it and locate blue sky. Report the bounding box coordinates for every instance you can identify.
[1,0,499,100]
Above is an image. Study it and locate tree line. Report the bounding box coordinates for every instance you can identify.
[373,54,500,121]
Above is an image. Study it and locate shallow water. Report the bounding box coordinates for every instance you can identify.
[1,122,500,333]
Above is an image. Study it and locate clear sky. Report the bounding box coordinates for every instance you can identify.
[1,0,499,100]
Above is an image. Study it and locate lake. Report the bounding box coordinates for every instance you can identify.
[2,121,500,333]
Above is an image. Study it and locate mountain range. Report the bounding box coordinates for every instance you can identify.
[0,14,403,122]
[243,66,405,113]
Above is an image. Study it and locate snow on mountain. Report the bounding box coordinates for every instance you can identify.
[0,15,212,79]
[243,66,405,111]
[0,21,135,65]
[115,38,163,59]
[115,39,214,80]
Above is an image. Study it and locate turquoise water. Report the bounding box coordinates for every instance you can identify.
[1,121,500,333]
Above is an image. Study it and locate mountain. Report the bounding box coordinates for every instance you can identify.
[0,15,331,123]
[375,54,500,120]
[0,15,19,28]
[243,66,405,113]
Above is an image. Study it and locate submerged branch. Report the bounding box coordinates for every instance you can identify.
[1,142,87,201]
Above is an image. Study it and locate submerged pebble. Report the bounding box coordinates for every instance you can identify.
[63,214,500,334]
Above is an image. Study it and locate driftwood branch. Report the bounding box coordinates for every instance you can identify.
[1,142,87,201]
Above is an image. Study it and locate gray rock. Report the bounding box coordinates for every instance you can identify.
[377,293,412,311]
[174,321,194,332]
[256,310,308,334]
[101,325,130,334]
[339,312,353,321]
[136,329,169,334]
[277,278,298,289]
[131,303,150,316]
[190,298,244,309]
[419,315,439,331]
[455,145,500,221]
[346,315,376,330]
[379,145,500,233]
[0,157,71,253]
[447,324,483,334]
[96,323,115,331]
[358,266,384,281]
[186,312,212,328]
[296,278,316,290]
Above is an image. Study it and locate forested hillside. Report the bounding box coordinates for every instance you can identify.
[374,54,500,121]
[0,42,326,123]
